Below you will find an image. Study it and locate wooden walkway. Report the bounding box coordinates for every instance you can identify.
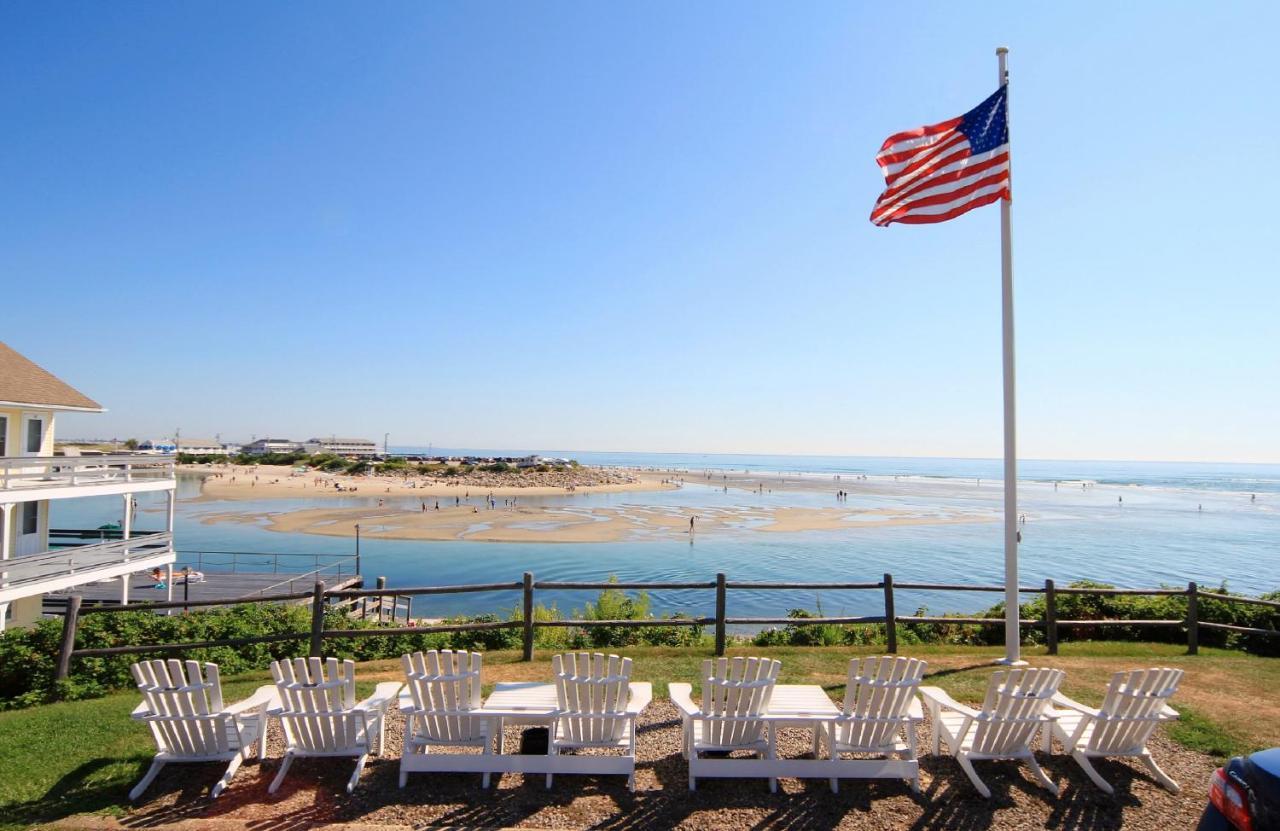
[47,570,363,609]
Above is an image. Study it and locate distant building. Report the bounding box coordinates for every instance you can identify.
[241,438,304,456]
[221,442,241,455]
[140,438,226,455]
[303,437,378,457]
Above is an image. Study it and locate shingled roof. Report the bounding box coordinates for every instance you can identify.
[0,342,103,412]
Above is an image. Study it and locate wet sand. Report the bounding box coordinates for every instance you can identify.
[201,502,994,543]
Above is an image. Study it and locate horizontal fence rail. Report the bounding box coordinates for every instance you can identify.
[51,570,1280,685]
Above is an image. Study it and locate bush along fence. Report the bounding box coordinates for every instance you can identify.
[25,571,1276,695]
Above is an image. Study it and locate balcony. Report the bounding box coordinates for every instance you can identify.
[0,454,176,503]
[0,532,175,603]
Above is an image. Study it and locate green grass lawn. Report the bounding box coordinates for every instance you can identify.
[1,642,1273,830]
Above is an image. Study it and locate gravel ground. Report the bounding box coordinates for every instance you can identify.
[121,700,1215,830]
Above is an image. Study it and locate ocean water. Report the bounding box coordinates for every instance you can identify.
[51,455,1280,621]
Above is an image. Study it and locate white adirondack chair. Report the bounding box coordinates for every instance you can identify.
[129,659,277,800]
[1049,667,1184,794]
[670,656,783,792]
[824,656,928,793]
[919,667,1065,798]
[398,650,493,788]
[547,652,649,791]
[268,657,402,794]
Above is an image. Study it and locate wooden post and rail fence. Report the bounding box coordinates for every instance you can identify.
[52,572,1280,684]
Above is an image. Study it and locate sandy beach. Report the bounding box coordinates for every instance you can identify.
[184,463,674,501]
[185,462,1005,543]
[200,501,994,544]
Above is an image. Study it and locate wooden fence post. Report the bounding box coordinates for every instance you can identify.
[883,573,897,654]
[1186,581,1199,655]
[309,581,326,658]
[1045,579,1058,655]
[714,573,727,656]
[376,576,387,623]
[522,572,535,661]
[55,594,82,684]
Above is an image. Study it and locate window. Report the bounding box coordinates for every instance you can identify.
[21,502,38,535]
[0,415,7,456]
[25,418,42,453]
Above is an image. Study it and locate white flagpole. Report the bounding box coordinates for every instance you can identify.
[995,46,1024,666]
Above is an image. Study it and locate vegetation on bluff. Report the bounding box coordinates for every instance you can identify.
[0,583,697,710]
[4,579,1276,711]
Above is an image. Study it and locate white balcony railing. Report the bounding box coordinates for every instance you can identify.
[0,454,175,492]
[0,532,174,589]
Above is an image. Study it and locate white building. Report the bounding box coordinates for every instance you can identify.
[241,438,303,455]
[0,342,177,631]
[302,437,378,457]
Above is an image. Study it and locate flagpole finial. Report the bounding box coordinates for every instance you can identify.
[996,46,1009,55]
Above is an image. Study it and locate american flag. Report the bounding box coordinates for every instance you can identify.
[870,85,1010,227]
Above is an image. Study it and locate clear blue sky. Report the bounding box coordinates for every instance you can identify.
[4,2,1277,463]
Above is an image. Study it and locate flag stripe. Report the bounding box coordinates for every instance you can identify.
[877,116,963,154]
[876,126,961,165]
[880,132,968,181]
[875,148,1009,213]
[870,86,1009,227]
[879,169,1011,217]
[878,138,980,196]
[884,188,1008,225]
[872,167,1009,225]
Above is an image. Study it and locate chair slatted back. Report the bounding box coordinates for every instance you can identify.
[553,652,632,744]
[131,659,232,757]
[835,656,927,749]
[402,650,484,742]
[971,668,1064,755]
[699,656,781,748]
[1086,667,1183,753]
[271,657,361,752]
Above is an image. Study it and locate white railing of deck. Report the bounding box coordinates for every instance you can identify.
[0,532,173,588]
[0,454,175,491]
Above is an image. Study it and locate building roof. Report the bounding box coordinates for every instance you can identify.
[0,341,103,412]
[308,437,376,444]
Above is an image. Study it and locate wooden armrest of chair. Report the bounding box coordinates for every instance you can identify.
[224,685,279,716]
[908,696,924,721]
[669,683,699,718]
[131,700,151,720]
[918,686,979,719]
[1160,704,1180,720]
[1050,692,1100,718]
[626,682,653,715]
[397,688,418,714]
[358,681,405,713]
